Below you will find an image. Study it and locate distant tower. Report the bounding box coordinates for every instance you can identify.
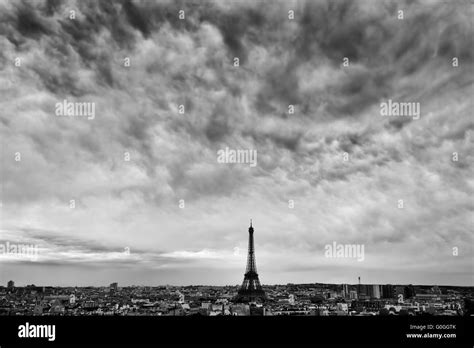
[358,276,361,298]
[235,220,266,302]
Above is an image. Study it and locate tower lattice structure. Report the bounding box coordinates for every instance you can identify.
[235,220,266,302]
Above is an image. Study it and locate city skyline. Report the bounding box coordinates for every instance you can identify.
[1,216,472,287]
[4,280,474,288]
[1,0,473,287]
[3,280,470,317]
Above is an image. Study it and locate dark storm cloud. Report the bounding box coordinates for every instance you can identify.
[123,0,152,38]
[32,60,86,96]
[203,5,266,65]
[16,4,52,38]
[252,0,473,120]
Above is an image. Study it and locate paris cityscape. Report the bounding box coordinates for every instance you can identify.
[2,280,473,317]
[2,223,473,317]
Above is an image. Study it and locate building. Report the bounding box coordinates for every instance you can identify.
[110,282,118,294]
[382,284,394,299]
[49,299,66,314]
[415,294,440,301]
[368,285,381,299]
[405,285,416,299]
[7,280,14,289]
[336,302,349,313]
[231,303,250,316]
[352,300,386,312]
[395,286,405,300]
[358,285,370,300]
[342,284,350,299]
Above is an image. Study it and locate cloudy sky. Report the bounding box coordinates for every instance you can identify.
[0,0,473,287]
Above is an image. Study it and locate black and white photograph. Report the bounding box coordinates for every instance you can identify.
[0,0,473,346]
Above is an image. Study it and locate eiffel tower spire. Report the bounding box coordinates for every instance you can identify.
[235,220,266,303]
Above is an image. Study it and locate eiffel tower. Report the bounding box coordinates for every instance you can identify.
[235,220,266,303]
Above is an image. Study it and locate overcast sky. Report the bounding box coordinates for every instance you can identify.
[0,0,473,287]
